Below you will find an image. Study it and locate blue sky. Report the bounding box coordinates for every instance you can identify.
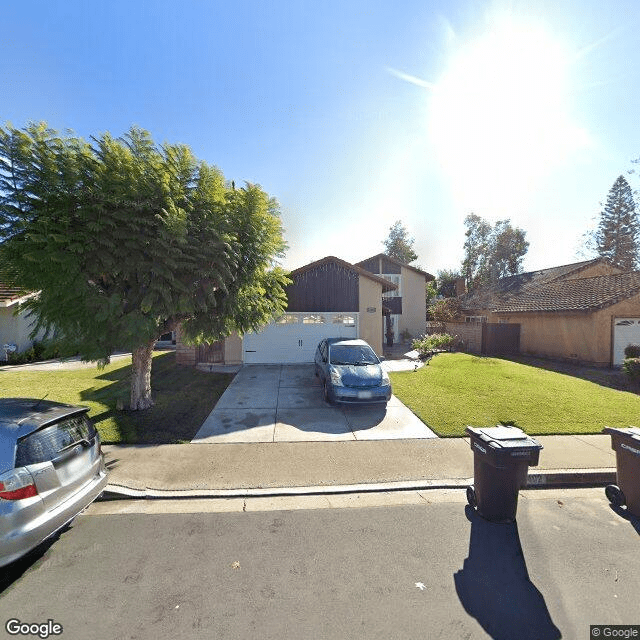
[3,0,640,276]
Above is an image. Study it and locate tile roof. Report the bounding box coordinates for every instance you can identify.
[0,282,32,305]
[460,259,614,311]
[494,271,640,313]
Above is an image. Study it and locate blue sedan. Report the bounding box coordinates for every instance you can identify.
[314,338,392,405]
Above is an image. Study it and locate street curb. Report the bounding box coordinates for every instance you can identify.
[100,468,617,501]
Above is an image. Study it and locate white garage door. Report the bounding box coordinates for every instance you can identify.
[613,318,640,366]
[243,313,358,363]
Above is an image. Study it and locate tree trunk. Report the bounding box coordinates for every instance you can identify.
[130,339,156,410]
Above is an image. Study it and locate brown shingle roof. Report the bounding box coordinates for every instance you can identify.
[460,258,615,311]
[0,283,25,301]
[494,272,640,313]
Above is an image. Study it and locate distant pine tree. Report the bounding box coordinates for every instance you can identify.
[595,175,639,270]
[383,220,418,263]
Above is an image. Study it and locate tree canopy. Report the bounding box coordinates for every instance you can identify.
[462,214,528,290]
[0,123,290,409]
[436,268,463,298]
[592,175,639,270]
[383,220,418,263]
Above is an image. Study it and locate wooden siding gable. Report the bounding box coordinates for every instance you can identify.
[286,260,359,312]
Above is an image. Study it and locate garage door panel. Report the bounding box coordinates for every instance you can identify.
[614,318,640,366]
[243,313,358,363]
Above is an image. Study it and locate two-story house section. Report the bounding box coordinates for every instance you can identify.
[356,254,434,344]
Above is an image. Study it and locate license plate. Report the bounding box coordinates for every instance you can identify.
[357,391,373,399]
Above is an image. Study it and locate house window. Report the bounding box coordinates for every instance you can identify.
[382,274,402,298]
[465,316,486,323]
[302,314,326,324]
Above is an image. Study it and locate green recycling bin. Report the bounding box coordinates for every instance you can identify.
[466,425,543,523]
[602,426,640,518]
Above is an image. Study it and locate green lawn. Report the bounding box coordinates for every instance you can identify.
[390,352,640,437]
[0,351,233,444]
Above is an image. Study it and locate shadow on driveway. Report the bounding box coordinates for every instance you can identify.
[454,505,561,640]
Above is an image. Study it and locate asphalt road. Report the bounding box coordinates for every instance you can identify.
[0,488,638,640]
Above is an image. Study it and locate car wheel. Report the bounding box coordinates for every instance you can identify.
[323,381,332,405]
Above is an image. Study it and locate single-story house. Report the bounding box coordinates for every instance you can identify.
[176,256,399,366]
[356,253,434,343]
[0,282,42,356]
[459,259,640,366]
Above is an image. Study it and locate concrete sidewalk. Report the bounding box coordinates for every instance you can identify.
[102,433,618,499]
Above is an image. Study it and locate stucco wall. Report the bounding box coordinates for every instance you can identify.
[359,277,383,355]
[399,267,426,340]
[0,305,43,353]
[501,312,606,365]
[499,291,640,366]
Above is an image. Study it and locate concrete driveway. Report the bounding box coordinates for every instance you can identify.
[192,364,437,443]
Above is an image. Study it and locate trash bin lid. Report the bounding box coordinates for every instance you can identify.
[479,426,526,440]
[466,425,542,450]
[603,426,640,441]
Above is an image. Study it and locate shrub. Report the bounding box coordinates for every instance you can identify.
[412,333,456,357]
[622,357,640,380]
[3,339,75,365]
[429,298,462,323]
[624,344,640,358]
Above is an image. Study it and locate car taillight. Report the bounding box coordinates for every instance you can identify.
[0,468,38,500]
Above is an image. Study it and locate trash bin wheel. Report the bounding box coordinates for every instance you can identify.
[466,485,477,508]
[605,484,626,508]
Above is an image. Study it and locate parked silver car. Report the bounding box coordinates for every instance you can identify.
[0,398,108,567]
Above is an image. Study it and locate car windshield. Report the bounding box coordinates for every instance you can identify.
[329,345,379,366]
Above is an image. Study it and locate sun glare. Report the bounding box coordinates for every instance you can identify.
[428,15,589,215]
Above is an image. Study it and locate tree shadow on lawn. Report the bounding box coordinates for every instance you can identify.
[80,351,234,444]
[504,355,639,394]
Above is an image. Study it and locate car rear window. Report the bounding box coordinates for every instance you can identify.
[15,414,97,467]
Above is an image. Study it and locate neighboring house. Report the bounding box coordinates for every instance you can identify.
[459,259,640,366]
[356,253,434,344]
[176,256,398,366]
[0,282,42,356]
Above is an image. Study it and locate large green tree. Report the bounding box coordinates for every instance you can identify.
[462,214,528,290]
[383,220,418,263]
[592,175,639,270]
[0,123,290,409]
[436,268,463,298]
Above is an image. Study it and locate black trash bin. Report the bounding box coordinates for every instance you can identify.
[466,425,543,523]
[602,426,640,518]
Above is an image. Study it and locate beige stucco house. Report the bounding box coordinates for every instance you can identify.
[356,253,433,343]
[0,283,42,356]
[176,256,398,366]
[459,259,640,366]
